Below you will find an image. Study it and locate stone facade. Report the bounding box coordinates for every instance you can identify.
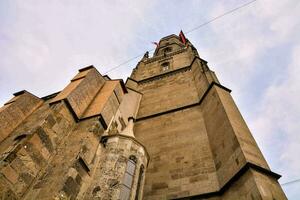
[0,33,286,199]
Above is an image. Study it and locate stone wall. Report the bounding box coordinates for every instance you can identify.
[0,91,43,143]
[134,50,192,81]
[200,85,270,188]
[0,64,148,200]
[137,69,199,118]
[221,169,286,200]
[0,99,76,199]
[134,107,219,199]
[131,34,286,199]
[0,34,287,200]
[83,135,148,200]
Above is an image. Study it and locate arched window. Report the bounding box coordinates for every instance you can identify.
[161,62,169,72]
[120,156,137,200]
[164,47,172,53]
[135,165,144,200]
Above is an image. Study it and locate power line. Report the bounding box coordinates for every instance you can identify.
[104,53,146,74]
[102,0,299,190]
[281,178,300,186]
[104,0,258,74]
[104,48,156,74]
[185,0,257,34]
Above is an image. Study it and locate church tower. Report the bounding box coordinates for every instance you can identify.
[0,32,287,200]
[126,33,287,199]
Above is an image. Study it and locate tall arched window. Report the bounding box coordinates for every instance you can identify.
[120,156,137,200]
[135,165,144,200]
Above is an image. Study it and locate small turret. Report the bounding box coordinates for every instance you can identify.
[97,117,148,200]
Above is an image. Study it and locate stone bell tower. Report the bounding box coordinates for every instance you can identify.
[0,32,287,200]
[126,33,287,199]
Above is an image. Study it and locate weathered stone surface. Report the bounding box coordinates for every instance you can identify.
[0,91,42,143]
[131,34,286,199]
[0,34,286,200]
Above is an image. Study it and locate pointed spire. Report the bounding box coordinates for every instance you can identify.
[119,117,135,138]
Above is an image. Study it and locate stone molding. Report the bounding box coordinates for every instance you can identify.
[172,162,281,200]
[127,56,208,84]
[136,81,231,121]
[100,134,150,165]
[145,46,187,64]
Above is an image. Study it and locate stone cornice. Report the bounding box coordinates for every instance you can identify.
[139,66,192,84]
[135,81,231,121]
[125,77,138,84]
[128,56,208,85]
[172,162,281,200]
[78,65,94,72]
[126,87,143,95]
[41,92,60,101]
[49,99,108,130]
[100,134,150,165]
[155,42,185,50]
[144,47,188,64]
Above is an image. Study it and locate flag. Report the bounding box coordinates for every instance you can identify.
[179,30,187,45]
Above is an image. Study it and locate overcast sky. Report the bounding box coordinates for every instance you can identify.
[0,0,299,198]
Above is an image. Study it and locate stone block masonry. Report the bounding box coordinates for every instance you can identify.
[0,33,286,200]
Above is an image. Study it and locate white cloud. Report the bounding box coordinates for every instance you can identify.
[0,1,299,198]
[0,0,154,104]
[252,44,300,181]
[193,0,300,93]
[193,0,300,187]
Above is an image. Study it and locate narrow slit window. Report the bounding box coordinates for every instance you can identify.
[14,134,27,142]
[78,157,90,173]
[74,157,90,177]
[135,165,144,200]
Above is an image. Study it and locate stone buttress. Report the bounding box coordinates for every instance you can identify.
[0,66,148,200]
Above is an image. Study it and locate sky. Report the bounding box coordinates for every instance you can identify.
[0,0,299,198]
